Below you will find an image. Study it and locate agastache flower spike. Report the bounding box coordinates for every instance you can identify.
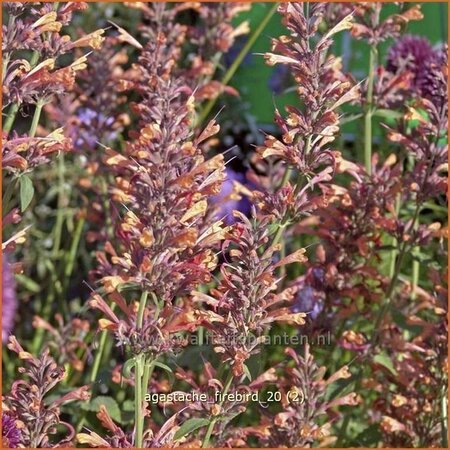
[259,3,359,177]
[4,337,90,448]
[92,13,228,364]
[252,345,358,447]
[194,211,308,377]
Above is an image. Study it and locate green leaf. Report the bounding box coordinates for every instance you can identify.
[153,361,173,374]
[19,175,34,212]
[122,357,136,378]
[242,364,252,382]
[340,113,363,125]
[122,399,135,411]
[354,423,382,446]
[174,418,210,441]
[392,309,423,335]
[120,399,135,424]
[373,109,403,120]
[15,274,41,293]
[373,352,397,375]
[153,361,175,385]
[81,396,121,423]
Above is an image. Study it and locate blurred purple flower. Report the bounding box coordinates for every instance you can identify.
[72,107,117,150]
[387,35,444,99]
[2,413,21,448]
[2,254,18,343]
[212,167,252,224]
[416,44,448,102]
[224,37,253,68]
[292,285,324,320]
[268,64,291,95]
[387,35,433,73]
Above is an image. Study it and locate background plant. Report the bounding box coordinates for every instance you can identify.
[2,2,447,448]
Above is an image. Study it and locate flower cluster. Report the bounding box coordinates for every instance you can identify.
[260,3,358,176]
[121,2,249,104]
[350,3,424,45]
[256,346,359,447]
[387,35,447,101]
[374,270,447,446]
[32,314,90,372]
[2,2,105,250]
[293,156,402,319]
[45,36,129,154]
[87,4,232,364]
[4,337,90,448]
[194,212,307,377]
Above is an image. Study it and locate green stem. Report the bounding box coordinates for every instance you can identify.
[29,99,44,138]
[3,103,20,135]
[137,290,149,330]
[76,305,116,432]
[279,166,292,189]
[135,354,145,448]
[410,204,421,300]
[60,216,85,312]
[137,356,156,444]
[90,329,109,384]
[63,217,85,290]
[197,3,278,126]
[197,326,205,345]
[2,54,10,84]
[372,240,408,344]
[271,222,286,250]
[411,259,419,300]
[32,260,58,353]
[52,153,66,259]
[387,195,401,278]
[280,232,287,279]
[101,176,114,239]
[134,290,152,447]
[364,45,377,174]
[142,357,155,400]
[268,166,296,250]
[202,372,234,448]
